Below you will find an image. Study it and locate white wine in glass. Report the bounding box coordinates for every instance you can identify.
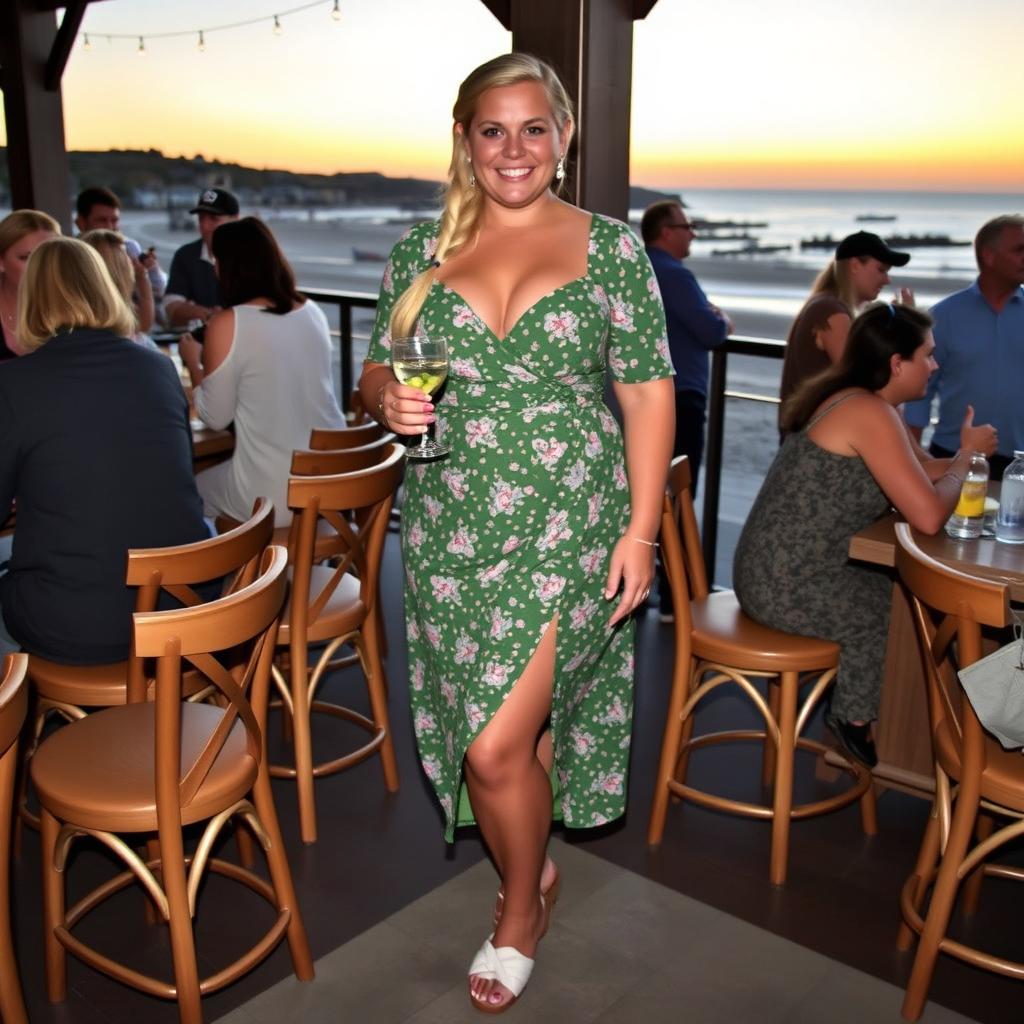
[391,334,450,459]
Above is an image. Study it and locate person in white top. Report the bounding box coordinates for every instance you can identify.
[179,217,346,528]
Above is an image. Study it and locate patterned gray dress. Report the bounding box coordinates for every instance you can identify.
[368,215,672,841]
[732,406,893,721]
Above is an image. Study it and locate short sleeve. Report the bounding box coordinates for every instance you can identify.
[593,217,674,384]
[366,222,440,365]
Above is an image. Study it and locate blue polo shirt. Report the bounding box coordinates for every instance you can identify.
[645,246,729,398]
[904,282,1024,458]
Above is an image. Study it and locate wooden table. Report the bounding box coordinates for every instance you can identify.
[191,422,234,473]
[847,488,1024,796]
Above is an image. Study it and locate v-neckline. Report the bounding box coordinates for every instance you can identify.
[436,215,597,343]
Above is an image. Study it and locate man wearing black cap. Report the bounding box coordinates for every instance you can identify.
[163,187,240,327]
[779,230,911,418]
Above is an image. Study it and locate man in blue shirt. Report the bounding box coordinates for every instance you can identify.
[905,214,1024,479]
[641,200,732,488]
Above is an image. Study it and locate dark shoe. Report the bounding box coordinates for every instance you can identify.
[824,711,878,768]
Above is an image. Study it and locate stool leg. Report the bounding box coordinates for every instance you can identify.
[0,745,28,1024]
[761,680,781,788]
[961,811,994,917]
[158,823,201,1024]
[290,643,318,845]
[251,768,314,981]
[769,670,798,887]
[901,784,980,1021]
[897,801,942,951]
[360,623,398,793]
[859,780,879,836]
[648,653,692,847]
[40,808,67,1002]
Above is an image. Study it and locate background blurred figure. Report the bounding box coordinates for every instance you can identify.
[779,231,910,422]
[0,237,207,663]
[0,209,60,359]
[179,217,344,528]
[81,228,156,344]
[905,214,1024,479]
[75,186,167,323]
[164,187,239,327]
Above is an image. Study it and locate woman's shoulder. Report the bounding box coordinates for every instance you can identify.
[390,219,442,265]
[587,213,645,268]
[811,388,899,430]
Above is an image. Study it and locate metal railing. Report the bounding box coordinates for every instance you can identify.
[302,286,379,413]
[305,287,790,575]
[701,335,786,576]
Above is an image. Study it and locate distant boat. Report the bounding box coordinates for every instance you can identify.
[855,213,897,222]
[801,233,969,251]
[711,242,791,257]
[351,247,388,262]
[692,218,768,230]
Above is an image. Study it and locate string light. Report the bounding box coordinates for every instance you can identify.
[77,1,337,52]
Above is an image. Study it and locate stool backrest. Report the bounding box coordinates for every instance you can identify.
[661,456,710,614]
[286,443,404,637]
[308,421,385,451]
[132,546,288,811]
[122,499,274,700]
[289,436,394,477]
[894,522,1012,782]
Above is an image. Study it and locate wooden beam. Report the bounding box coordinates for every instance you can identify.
[44,0,87,90]
[0,1,72,227]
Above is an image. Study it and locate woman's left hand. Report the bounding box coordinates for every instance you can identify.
[604,534,656,627]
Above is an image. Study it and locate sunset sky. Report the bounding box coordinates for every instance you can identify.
[3,0,1022,192]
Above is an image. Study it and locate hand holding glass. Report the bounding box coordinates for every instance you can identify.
[391,334,450,459]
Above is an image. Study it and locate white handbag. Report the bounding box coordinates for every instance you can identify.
[958,610,1024,750]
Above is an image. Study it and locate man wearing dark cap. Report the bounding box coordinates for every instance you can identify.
[778,231,911,420]
[163,187,240,327]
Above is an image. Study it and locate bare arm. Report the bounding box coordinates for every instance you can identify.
[182,309,238,429]
[605,376,675,625]
[905,404,997,479]
[816,311,851,364]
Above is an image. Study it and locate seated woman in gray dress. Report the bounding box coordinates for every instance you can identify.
[734,303,973,767]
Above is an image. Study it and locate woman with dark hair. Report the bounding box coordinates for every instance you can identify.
[180,217,345,527]
[734,303,974,767]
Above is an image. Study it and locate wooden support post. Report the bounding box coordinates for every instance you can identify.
[0,2,73,228]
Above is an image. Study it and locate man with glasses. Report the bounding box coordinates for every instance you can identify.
[642,200,732,620]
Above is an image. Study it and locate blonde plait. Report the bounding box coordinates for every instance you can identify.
[388,53,574,340]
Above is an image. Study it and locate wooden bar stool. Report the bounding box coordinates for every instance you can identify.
[31,547,313,1023]
[272,443,404,843]
[309,421,385,451]
[20,501,274,831]
[0,653,28,1024]
[647,456,877,885]
[893,523,1019,1021]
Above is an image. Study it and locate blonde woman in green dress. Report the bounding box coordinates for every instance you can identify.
[359,54,674,1014]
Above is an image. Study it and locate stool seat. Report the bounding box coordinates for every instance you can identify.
[691,591,840,673]
[934,719,1024,815]
[277,566,365,644]
[32,702,254,833]
[28,657,129,707]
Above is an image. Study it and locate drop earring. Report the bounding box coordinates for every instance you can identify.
[555,154,565,181]
[466,155,476,189]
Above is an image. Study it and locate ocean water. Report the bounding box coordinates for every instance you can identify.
[637,188,1024,278]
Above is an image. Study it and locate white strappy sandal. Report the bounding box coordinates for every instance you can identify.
[467,938,535,1015]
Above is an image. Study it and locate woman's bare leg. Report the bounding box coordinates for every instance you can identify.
[465,620,558,1009]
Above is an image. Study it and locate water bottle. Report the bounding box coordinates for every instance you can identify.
[945,452,989,539]
[995,451,1024,545]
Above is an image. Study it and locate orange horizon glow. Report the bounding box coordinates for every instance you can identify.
[0,0,1021,196]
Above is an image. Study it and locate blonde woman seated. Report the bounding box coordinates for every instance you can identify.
[81,229,156,346]
[179,217,345,528]
[0,209,60,360]
[0,237,207,663]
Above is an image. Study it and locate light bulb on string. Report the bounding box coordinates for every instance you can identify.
[137,36,146,56]
[273,15,282,35]
[331,0,341,20]
[82,33,91,51]
[198,30,206,52]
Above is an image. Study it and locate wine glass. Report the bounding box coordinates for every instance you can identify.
[391,334,450,459]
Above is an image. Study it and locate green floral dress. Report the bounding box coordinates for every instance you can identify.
[368,214,672,841]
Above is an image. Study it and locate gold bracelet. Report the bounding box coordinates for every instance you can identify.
[376,384,390,429]
[628,536,659,548]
